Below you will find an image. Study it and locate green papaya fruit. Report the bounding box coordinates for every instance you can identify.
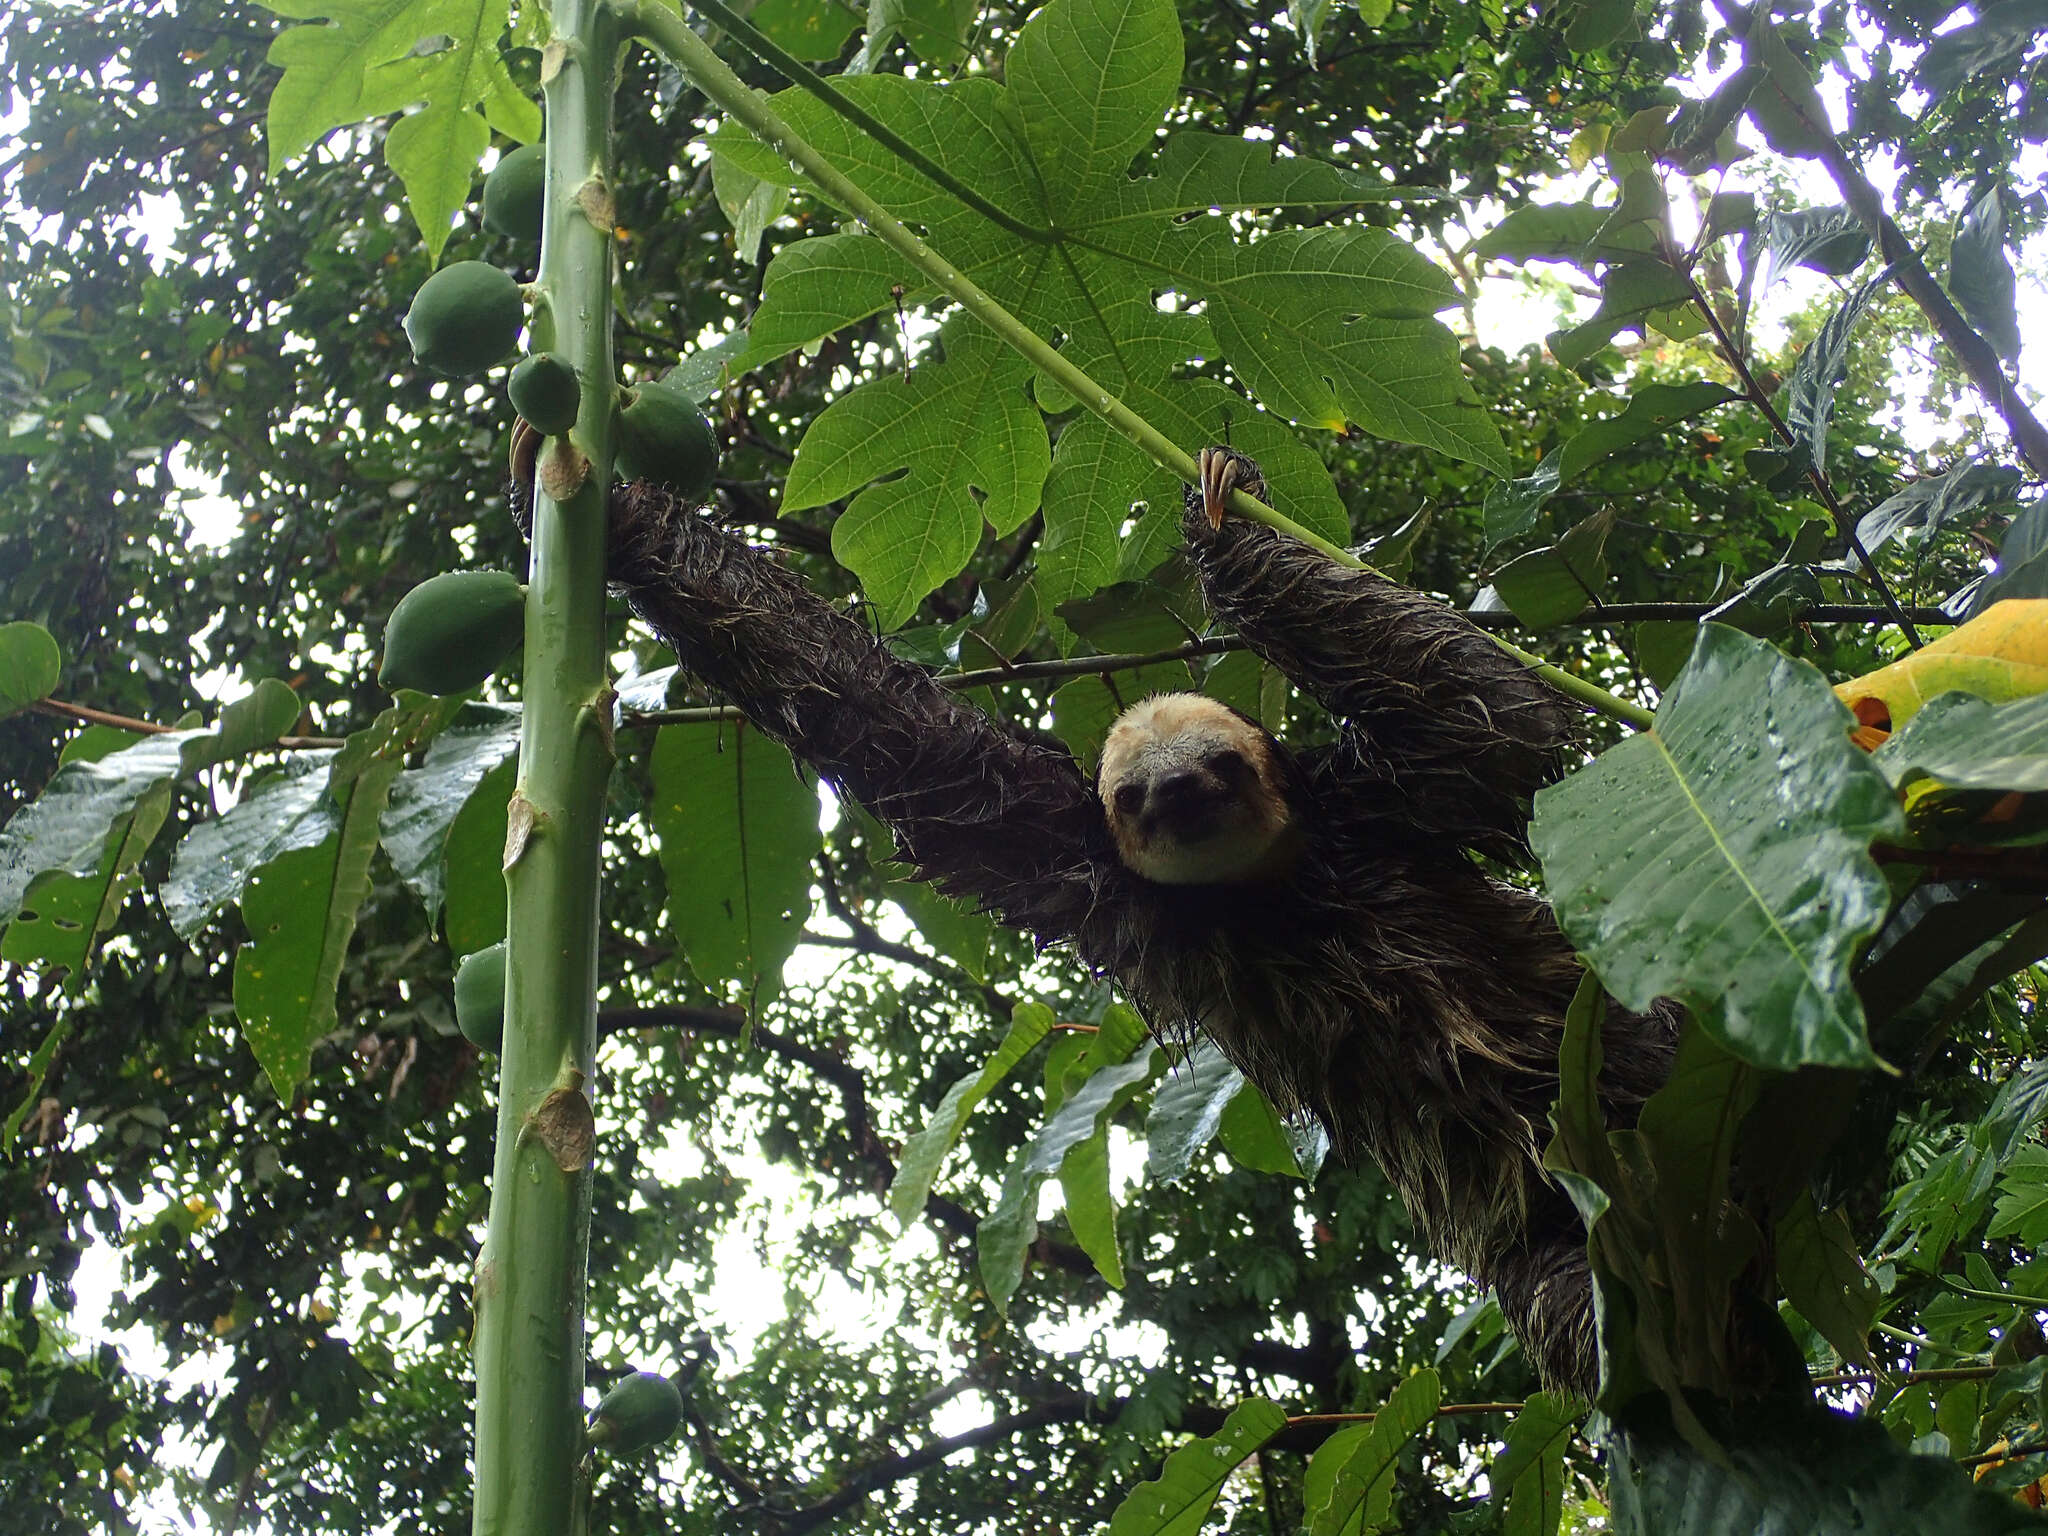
[509,353,581,436]
[614,383,720,501]
[453,942,507,1053]
[378,570,525,694]
[588,1372,684,1455]
[482,142,546,242]
[404,262,523,377]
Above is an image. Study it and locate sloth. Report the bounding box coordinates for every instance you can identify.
[592,447,1681,1397]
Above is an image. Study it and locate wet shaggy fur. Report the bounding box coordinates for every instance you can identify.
[599,471,1680,1398]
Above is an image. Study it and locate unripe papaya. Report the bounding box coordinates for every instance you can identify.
[378,570,525,694]
[615,383,720,501]
[404,262,523,377]
[588,1372,684,1455]
[454,942,507,1053]
[482,142,545,242]
[509,353,581,435]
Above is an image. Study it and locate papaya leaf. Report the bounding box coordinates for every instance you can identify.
[978,1047,1160,1313]
[785,321,1049,629]
[1777,1190,1880,1368]
[1952,187,2022,367]
[1493,1392,1579,1536]
[650,722,819,1010]
[707,0,1496,619]
[1106,1397,1288,1536]
[380,702,521,926]
[1145,1039,1247,1184]
[747,0,862,60]
[232,706,423,1100]
[1304,1369,1440,1536]
[0,621,59,718]
[1780,266,1892,480]
[1840,599,2048,730]
[258,0,540,261]
[1987,1145,2048,1247]
[1532,625,1901,1072]
[0,679,301,942]
[886,1001,1054,1227]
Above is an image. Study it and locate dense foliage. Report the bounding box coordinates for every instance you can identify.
[2,0,2047,1530]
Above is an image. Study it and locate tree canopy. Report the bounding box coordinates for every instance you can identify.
[3,0,2048,1530]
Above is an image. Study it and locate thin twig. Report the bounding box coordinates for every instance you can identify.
[1684,273,1923,648]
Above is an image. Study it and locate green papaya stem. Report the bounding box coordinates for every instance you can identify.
[470,5,620,1535]
[676,0,1056,246]
[623,1,1653,732]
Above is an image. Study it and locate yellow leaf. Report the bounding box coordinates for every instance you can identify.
[1835,600,2048,740]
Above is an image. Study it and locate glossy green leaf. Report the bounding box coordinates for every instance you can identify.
[163,755,334,942]
[1107,1397,1288,1536]
[1304,1369,1440,1535]
[1920,0,2048,97]
[1952,187,2021,366]
[1494,1392,1578,1536]
[1489,507,1616,627]
[1217,1081,1302,1177]
[1607,1403,2047,1535]
[1145,1040,1247,1184]
[0,679,301,933]
[978,1047,1160,1312]
[1778,1191,1880,1367]
[1781,267,1892,479]
[232,708,417,1100]
[650,722,821,1006]
[380,703,520,927]
[887,1001,1055,1227]
[0,622,59,718]
[1855,461,2021,555]
[1532,625,1901,1071]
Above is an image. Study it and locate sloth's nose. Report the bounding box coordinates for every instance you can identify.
[1150,768,1209,813]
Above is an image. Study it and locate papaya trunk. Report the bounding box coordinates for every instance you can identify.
[469,1,620,1530]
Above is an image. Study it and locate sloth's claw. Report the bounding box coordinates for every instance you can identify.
[1198,445,1239,530]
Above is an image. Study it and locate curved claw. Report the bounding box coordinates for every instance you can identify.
[1198,445,1240,530]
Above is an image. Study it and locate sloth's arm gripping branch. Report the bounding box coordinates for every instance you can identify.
[606,484,1115,945]
[1186,493,1580,862]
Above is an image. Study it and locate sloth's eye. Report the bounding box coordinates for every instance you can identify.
[1204,748,1248,779]
[1113,783,1145,818]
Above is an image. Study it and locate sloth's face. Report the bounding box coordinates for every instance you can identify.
[1097,695,1300,886]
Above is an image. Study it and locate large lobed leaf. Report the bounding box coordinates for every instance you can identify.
[707,0,1501,620]
[258,0,540,260]
[1532,625,1901,1072]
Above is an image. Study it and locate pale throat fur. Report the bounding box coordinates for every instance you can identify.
[1096,694,1303,886]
